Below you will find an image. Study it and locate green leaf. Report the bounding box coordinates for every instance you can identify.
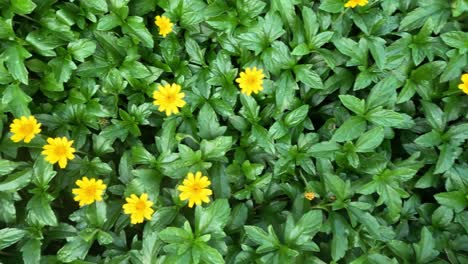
[286,210,322,245]
[332,116,367,142]
[415,130,442,147]
[387,240,413,262]
[129,169,161,199]
[339,95,366,115]
[0,19,15,39]
[434,143,462,174]
[195,243,224,264]
[210,162,231,199]
[68,39,97,62]
[32,157,56,188]
[432,206,453,228]
[185,38,205,66]
[366,77,398,110]
[2,83,32,116]
[20,238,41,264]
[368,37,387,70]
[122,16,154,48]
[48,55,77,83]
[262,41,294,74]
[97,13,122,30]
[0,228,26,250]
[198,103,227,139]
[307,141,341,158]
[159,226,192,244]
[330,213,348,261]
[435,191,467,212]
[399,2,450,32]
[275,71,296,112]
[413,227,439,263]
[200,136,233,162]
[441,31,468,49]
[410,61,447,83]
[367,109,414,128]
[445,123,468,141]
[301,7,318,43]
[441,52,466,82]
[86,201,107,228]
[129,0,157,15]
[293,65,323,89]
[319,0,344,13]
[291,43,310,56]
[150,206,178,231]
[252,124,276,155]
[11,0,36,14]
[0,159,19,176]
[227,204,248,231]
[27,193,58,226]
[0,169,32,192]
[195,199,230,235]
[324,174,347,201]
[333,38,366,65]
[57,236,93,262]
[347,206,386,240]
[244,225,278,252]
[355,127,385,153]
[311,31,334,49]
[284,105,309,127]
[0,43,32,84]
[80,0,108,13]
[131,145,157,165]
[262,12,285,43]
[421,101,446,131]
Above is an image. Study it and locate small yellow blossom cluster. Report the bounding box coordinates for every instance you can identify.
[120,171,212,224]
[9,115,214,225]
[151,16,267,117]
[152,68,266,116]
[9,116,75,169]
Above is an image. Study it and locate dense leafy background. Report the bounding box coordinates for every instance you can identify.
[0,0,467,263]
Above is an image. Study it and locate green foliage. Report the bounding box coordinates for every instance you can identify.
[0,0,467,263]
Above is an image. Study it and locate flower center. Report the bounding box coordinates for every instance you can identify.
[191,183,202,193]
[54,145,67,156]
[85,186,97,197]
[165,94,176,103]
[135,200,146,211]
[20,123,34,134]
[247,76,258,86]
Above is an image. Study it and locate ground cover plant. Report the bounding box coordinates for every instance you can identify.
[0,0,467,263]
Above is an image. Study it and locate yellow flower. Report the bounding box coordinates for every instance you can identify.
[344,0,368,8]
[458,73,468,94]
[235,67,265,96]
[41,137,76,169]
[72,177,107,207]
[152,83,186,116]
[155,15,173,37]
[9,116,41,143]
[178,172,212,208]
[304,192,315,201]
[122,193,154,224]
